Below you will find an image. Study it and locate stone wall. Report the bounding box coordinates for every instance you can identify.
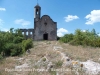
[20,29,34,39]
[34,15,57,41]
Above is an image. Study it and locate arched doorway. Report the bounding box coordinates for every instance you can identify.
[43,33,48,40]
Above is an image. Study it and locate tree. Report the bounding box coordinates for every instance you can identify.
[91,28,96,36]
[59,33,74,43]
[0,28,33,58]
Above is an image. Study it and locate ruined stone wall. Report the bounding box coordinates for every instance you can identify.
[20,29,34,39]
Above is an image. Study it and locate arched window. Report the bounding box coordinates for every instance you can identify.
[36,9,39,15]
[30,32,32,35]
[26,32,28,35]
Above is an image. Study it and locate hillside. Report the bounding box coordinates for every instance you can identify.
[0,41,100,75]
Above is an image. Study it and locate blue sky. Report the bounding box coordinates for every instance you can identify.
[0,0,100,37]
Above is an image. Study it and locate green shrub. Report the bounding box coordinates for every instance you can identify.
[10,43,22,56]
[60,29,100,48]
[59,33,74,43]
[22,39,33,52]
[0,28,33,57]
[13,36,24,43]
[42,58,46,61]
[55,60,63,68]
[4,43,14,56]
[49,71,56,75]
[0,54,3,60]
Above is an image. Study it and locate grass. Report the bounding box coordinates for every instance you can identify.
[49,71,56,75]
[42,58,46,62]
[58,42,100,62]
[54,60,63,68]
[0,41,100,75]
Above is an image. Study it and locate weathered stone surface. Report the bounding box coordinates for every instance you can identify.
[20,4,57,41]
[34,15,57,41]
[20,29,34,39]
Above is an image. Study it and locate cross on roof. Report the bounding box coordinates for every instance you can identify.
[37,0,39,5]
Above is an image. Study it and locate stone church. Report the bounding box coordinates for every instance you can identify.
[20,4,57,41]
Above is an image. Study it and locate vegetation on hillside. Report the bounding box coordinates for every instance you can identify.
[0,28,33,59]
[59,29,100,47]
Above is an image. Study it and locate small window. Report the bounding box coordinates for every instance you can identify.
[36,9,38,12]
[30,32,32,35]
[36,11,39,15]
[44,22,47,26]
[36,9,39,15]
[26,32,28,35]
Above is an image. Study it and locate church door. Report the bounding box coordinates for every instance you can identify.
[43,33,48,40]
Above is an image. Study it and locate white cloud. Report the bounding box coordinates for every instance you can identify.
[82,30,86,32]
[85,10,100,25]
[57,28,68,37]
[65,15,79,22]
[0,26,9,32]
[0,8,6,11]
[98,33,100,36]
[14,19,31,27]
[1,28,9,32]
[57,28,68,33]
[57,32,64,37]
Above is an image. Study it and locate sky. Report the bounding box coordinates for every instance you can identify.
[0,0,100,37]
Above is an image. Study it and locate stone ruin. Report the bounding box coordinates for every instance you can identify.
[20,29,34,39]
[20,4,57,41]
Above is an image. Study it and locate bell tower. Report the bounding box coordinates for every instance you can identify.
[34,2,41,22]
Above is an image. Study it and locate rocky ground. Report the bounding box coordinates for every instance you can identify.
[0,41,100,75]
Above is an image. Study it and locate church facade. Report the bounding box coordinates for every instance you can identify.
[20,4,57,41]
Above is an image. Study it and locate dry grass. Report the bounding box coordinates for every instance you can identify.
[58,42,100,62]
[0,41,100,75]
[0,57,17,75]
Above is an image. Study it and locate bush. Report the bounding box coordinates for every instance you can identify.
[59,33,74,43]
[13,36,24,43]
[22,39,33,52]
[59,29,100,48]
[42,58,46,61]
[55,60,63,68]
[57,36,60,40]
[4,43,14,56]
[0,28,33,57]
[10,43,22,56]
[0,54,3,60]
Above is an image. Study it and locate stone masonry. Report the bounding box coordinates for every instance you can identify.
[20,4,57,41]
